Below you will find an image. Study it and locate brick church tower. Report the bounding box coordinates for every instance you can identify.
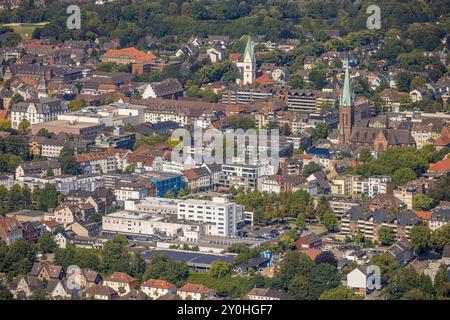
[338,59,354,144]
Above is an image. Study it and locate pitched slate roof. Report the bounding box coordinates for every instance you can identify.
[151,78,183,97]
[30,262,63,279]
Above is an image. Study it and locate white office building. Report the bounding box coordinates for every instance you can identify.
[177,197,244,237]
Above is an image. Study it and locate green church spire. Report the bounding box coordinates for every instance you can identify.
[243,36,255,64]
[340,59,352,106]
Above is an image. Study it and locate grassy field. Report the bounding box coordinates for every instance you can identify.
[0,22,49,39]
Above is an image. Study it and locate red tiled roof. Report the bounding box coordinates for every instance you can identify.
[43,220,60,229]
[104,272,137,284]
[228,53,241,62]
[414,211,432,220]
[299,248,321,261]
[103,47,157,63]
[429,158,450,172]
[255,73,275,85]
[142,279,176,290]
[0,110,8,120]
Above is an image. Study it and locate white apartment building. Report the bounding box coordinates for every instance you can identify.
[41,141,65,158]
[331,175,393,198]
[102,211,197,239]
[124,197,180,215]
[58,103,146,127]
[11,98,69,129]
[114,182,148,202]
[144,109,189,125]
[177,197,244,237]
[428,209,450,231]
[219,163,269,191]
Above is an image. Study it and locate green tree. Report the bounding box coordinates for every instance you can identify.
[101,236,131,274]
[378,226,395,246]
[311,122,328,143]
[59,147,80,175]
[383,268,419,300]
[279,228,300,249]
[129,251,146,280]
[412,195,433,211]
[18,118,31,135]
[288,275,310,300]
[392,168,417,186]
[272,251,314,291]
[323,211,337,232]
[319,286,363,300]
[418,273,434,298]
[302,162,322,177]
[433,263,448,297]
[68,99,86,112]
[143,254,189,287]
[0,285,13,300]
[395,71,413,92]
[210,260,232,278]
[39,184,58,211]
[358,149,373,162]
[410,225,431,254]
[371,253,400,278]
[38,231,57,253]
[401,288,428,300]
[429,224,450,253]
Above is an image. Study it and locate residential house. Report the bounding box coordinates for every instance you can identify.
[30,262,64,281]
[295,233,322,249]
[429,208,450,231]
[103,272,138,296]
[15,160,62,178]
[346,266,378,296]
[75,269,103,290]
[46,279,73,300]
[85,284,119,300]
[0,216,23,245]
[182,167,211,191]
[9,276,45,299]
[177,283,215,300]
[141,279,176,300]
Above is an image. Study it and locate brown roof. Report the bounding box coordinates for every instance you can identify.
[104,272,137,284]
[0,216,23,233]
[300,248,321,260]
[74,148,128,162]
[178,283,214,294]
[81,269,101,283]
[86,284,118,298]
[30,262,63,279]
